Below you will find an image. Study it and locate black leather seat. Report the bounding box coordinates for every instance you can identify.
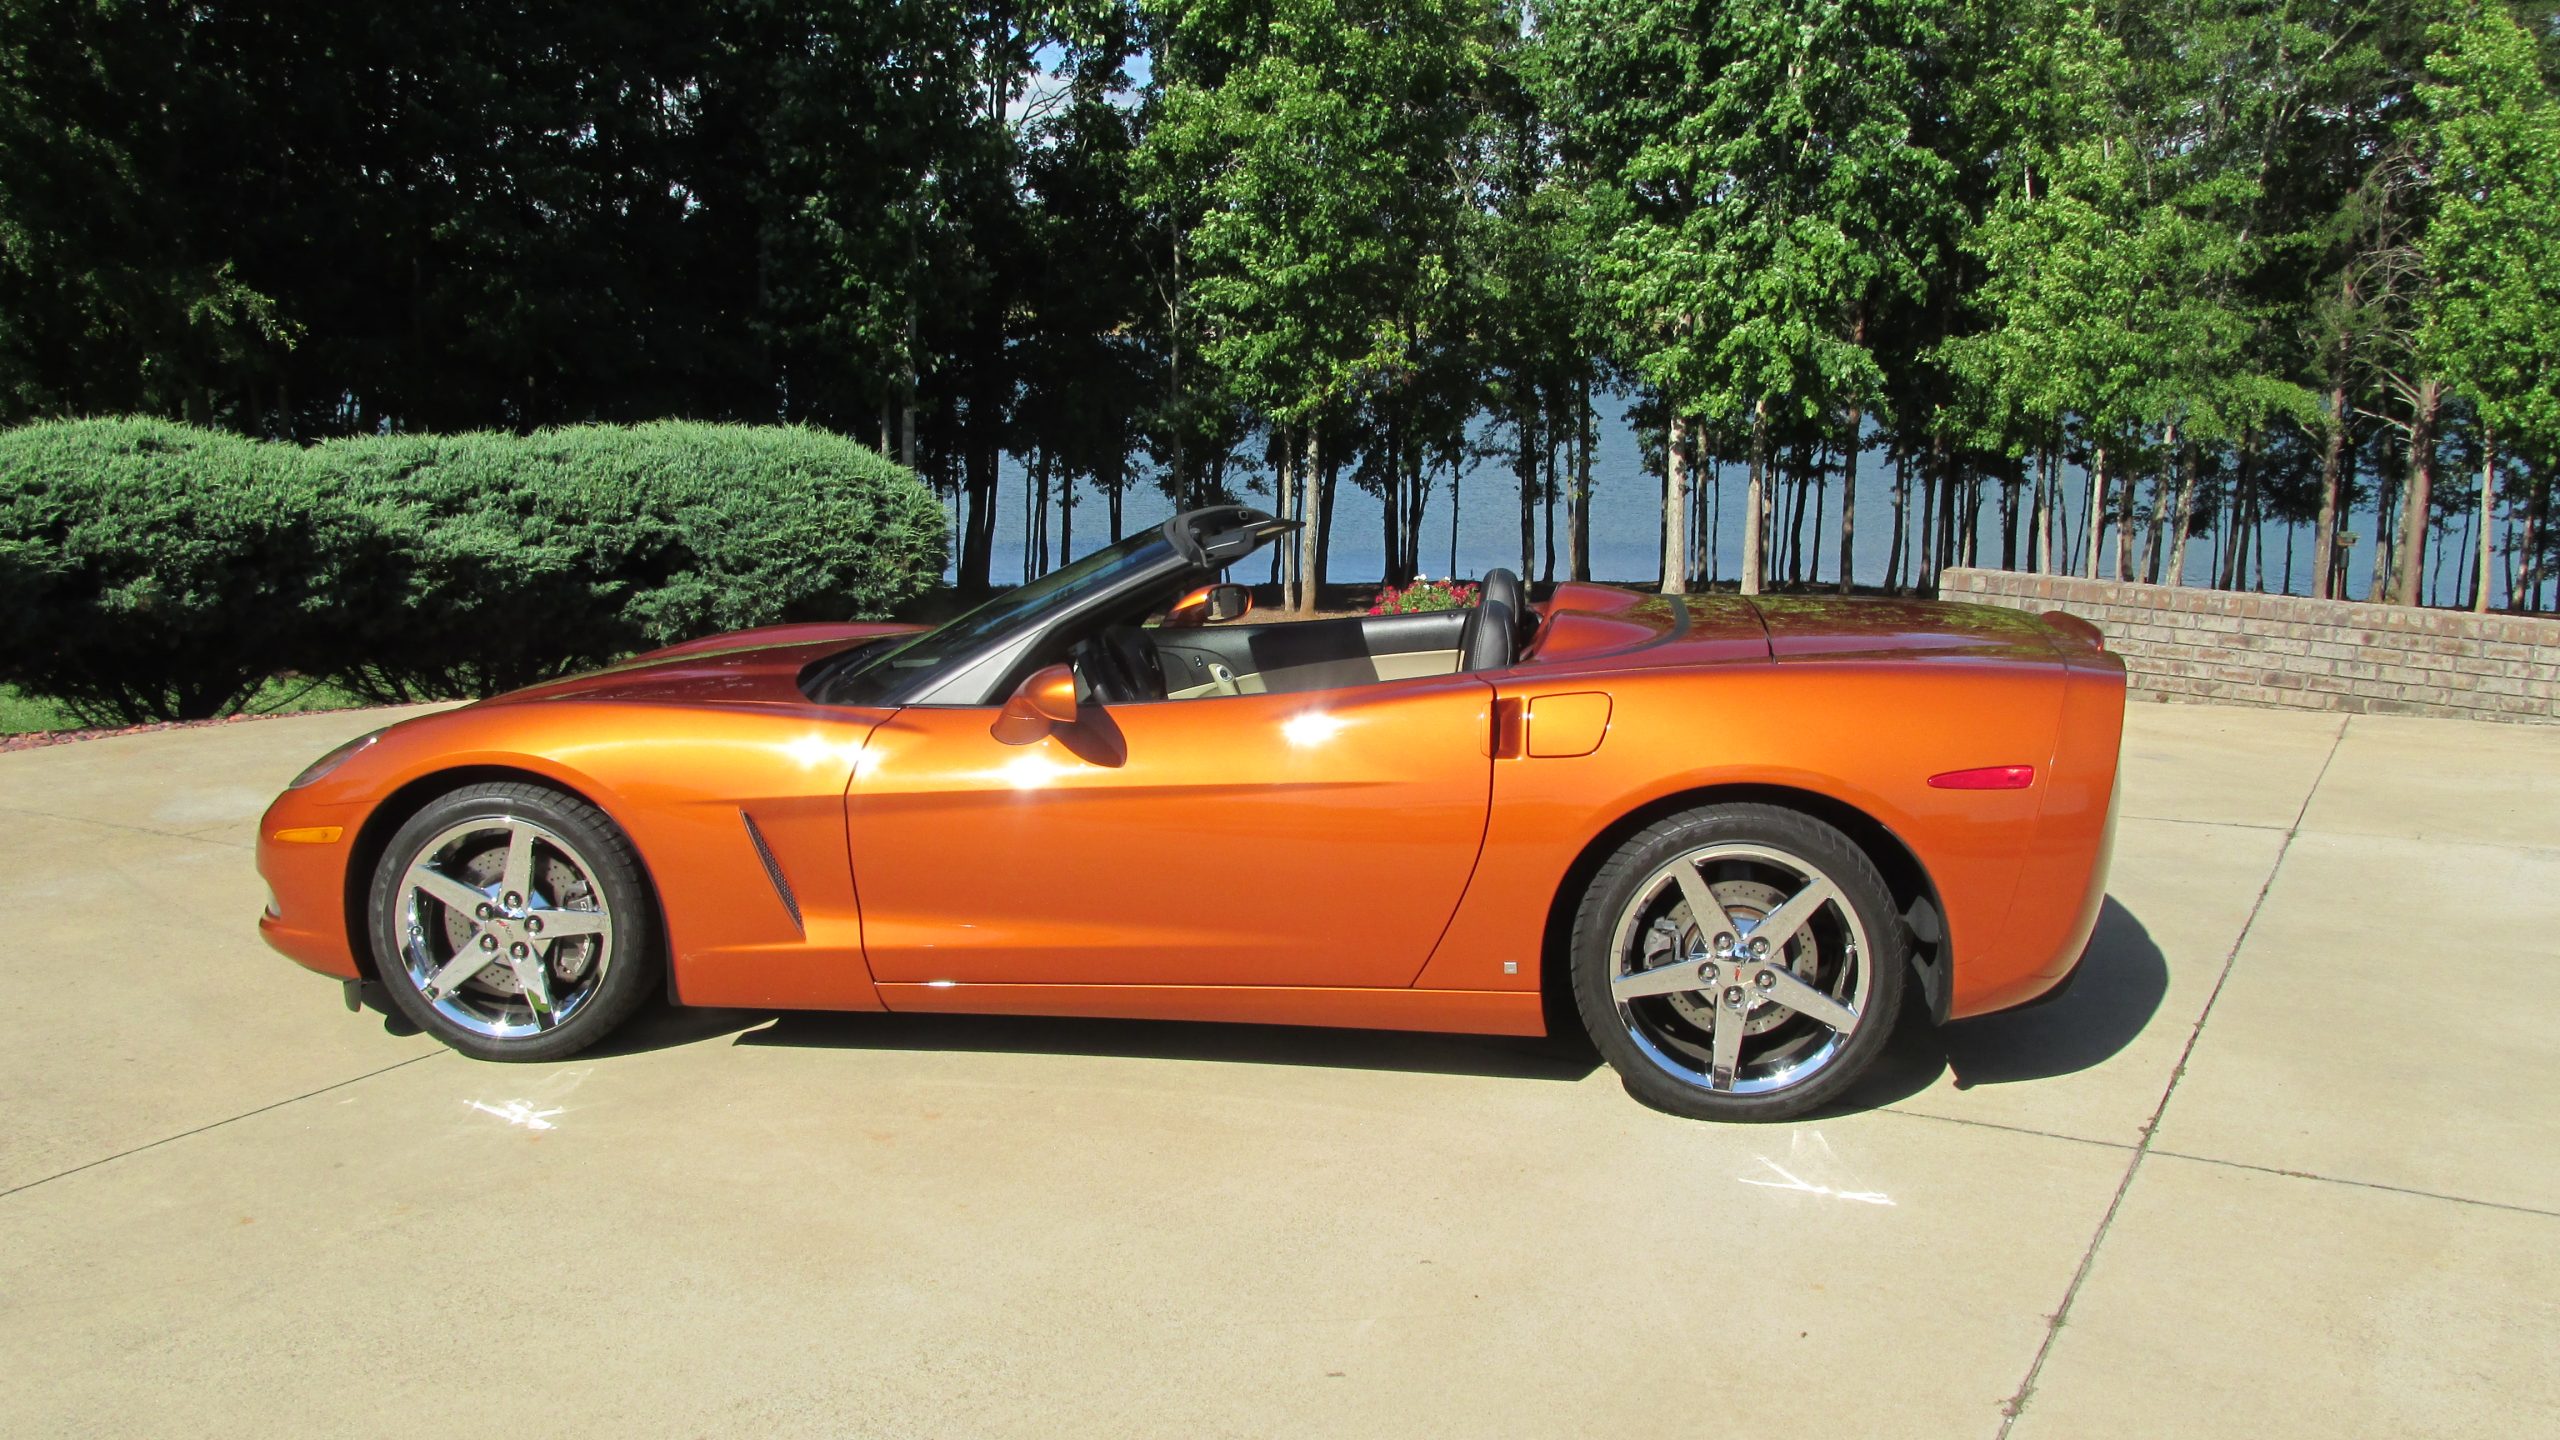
[1461,568,1523,671]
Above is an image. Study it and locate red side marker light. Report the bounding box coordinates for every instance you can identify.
[1929,764,2036,790]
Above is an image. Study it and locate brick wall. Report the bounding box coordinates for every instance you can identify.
[1938,567,2560,725]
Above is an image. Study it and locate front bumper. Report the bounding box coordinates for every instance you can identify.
[256,792,364,980]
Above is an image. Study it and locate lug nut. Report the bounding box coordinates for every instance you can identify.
[1712,932,1734,951]
[474,903,495,920]
[503,892,522,910]
[1750,937,1770,956]
[509,942,529,958]
[479,934,498,951]
[1697,961,1719,984]
[1724,986,1746,1007]
[524,916,542,934]
[1756,969,1776,990]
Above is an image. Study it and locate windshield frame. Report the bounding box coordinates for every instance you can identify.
[807,506,1290,709]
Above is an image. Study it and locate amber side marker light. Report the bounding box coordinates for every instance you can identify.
[1927,765,2036,790]
[271,825,345,845]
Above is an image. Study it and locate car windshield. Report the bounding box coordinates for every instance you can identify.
[818,528,1176,705]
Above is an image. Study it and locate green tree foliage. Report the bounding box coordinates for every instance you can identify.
[2420,4,2560,606]
[1141,0,1486,607]
[3,0,2556,611]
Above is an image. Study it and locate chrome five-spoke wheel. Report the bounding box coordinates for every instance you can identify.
[396,816,614,1037]
[1573,804,1905,1121]
[369,781,658,1061]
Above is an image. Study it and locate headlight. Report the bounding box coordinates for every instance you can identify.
[288,729,384,788]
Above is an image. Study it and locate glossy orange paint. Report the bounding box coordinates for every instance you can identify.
[257,591,2121,1035]
[844,670,1493,989]
[991,662,1081,744]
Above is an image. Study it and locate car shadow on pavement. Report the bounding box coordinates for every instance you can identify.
[732,1009,1603,1083]
[547,900,2158,1100]
[1833,896,2169,1112]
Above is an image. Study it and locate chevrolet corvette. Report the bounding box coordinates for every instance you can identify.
[259,505,2124,1120]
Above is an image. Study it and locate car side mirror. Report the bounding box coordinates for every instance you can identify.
[992,663,1080,745]
[1167,582,1253,627]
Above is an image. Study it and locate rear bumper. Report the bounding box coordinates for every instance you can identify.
[1948,653,2126,1019]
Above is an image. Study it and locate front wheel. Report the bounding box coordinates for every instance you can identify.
[1570,804,1905,1122]
[367,781,659,1062]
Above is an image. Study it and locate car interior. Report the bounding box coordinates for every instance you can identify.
[1074,567,1534,705]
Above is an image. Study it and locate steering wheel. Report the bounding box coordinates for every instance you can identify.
[1081,624,1165,704]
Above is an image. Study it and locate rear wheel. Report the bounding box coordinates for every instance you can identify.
[1571,803,1904,1121]
[368,781,658,1062]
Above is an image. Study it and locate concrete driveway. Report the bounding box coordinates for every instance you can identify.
[2,702,2553,1437]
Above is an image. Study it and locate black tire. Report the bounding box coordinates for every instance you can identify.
[367,781,659,1062]
[1570,803,1905,1122]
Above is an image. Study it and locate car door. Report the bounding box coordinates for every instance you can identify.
[844,671,1495,989]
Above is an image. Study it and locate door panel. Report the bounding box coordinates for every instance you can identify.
[847,673,1495,988]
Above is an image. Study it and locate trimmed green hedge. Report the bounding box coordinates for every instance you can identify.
[0,419,945,722]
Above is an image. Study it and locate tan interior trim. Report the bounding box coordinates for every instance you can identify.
[1162,648,1461,701]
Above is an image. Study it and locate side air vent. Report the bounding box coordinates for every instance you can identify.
[740,810,804,934]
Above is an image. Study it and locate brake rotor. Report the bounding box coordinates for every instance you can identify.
[434,841,600,994]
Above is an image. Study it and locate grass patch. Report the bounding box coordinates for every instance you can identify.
[0,676,374,736]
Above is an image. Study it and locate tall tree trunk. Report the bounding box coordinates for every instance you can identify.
[1838,407,1861,593]
[1786,445,1811,583]
[1028,448,1048,581]
[957,428,1000,594]
[1572,378,1593,581]
[1886,450,1907,594]
[1541,425,1557,583]
[1810,448,1829,586]
[1379,412,1404,585]
[1448,456,1462,579]
[2222,435,2258,591]
[1703,447,1720,585]
[1295,430,1322,615]
[2476,425,2498,614]
[2521,474,2545,613]
[2031,448,2050,574]
[1315,453,1336,597]
[2392,378,2442,606]
[2165,431,2197,587]
[1663,414,1692,595]
[2000,475,2018,570]
[2311,384,2349,599]
[1278,429,1299,610]
[1381,445,1401,587]
[2370,446,2396,602]
[1517,398,1537,577]
[2251,472,2268,594]
[2087,443,2108,581]
[2115,443,2137,582]
[1406,435,1429,585]
[1742,400,1769,596]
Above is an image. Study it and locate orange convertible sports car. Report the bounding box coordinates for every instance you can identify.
[260,505,2123,1120]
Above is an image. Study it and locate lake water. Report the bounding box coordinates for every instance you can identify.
[949,405,2413,601]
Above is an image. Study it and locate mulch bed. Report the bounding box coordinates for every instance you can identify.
[0,705,376,755]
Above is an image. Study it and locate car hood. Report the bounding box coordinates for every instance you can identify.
[475,621,923,710]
